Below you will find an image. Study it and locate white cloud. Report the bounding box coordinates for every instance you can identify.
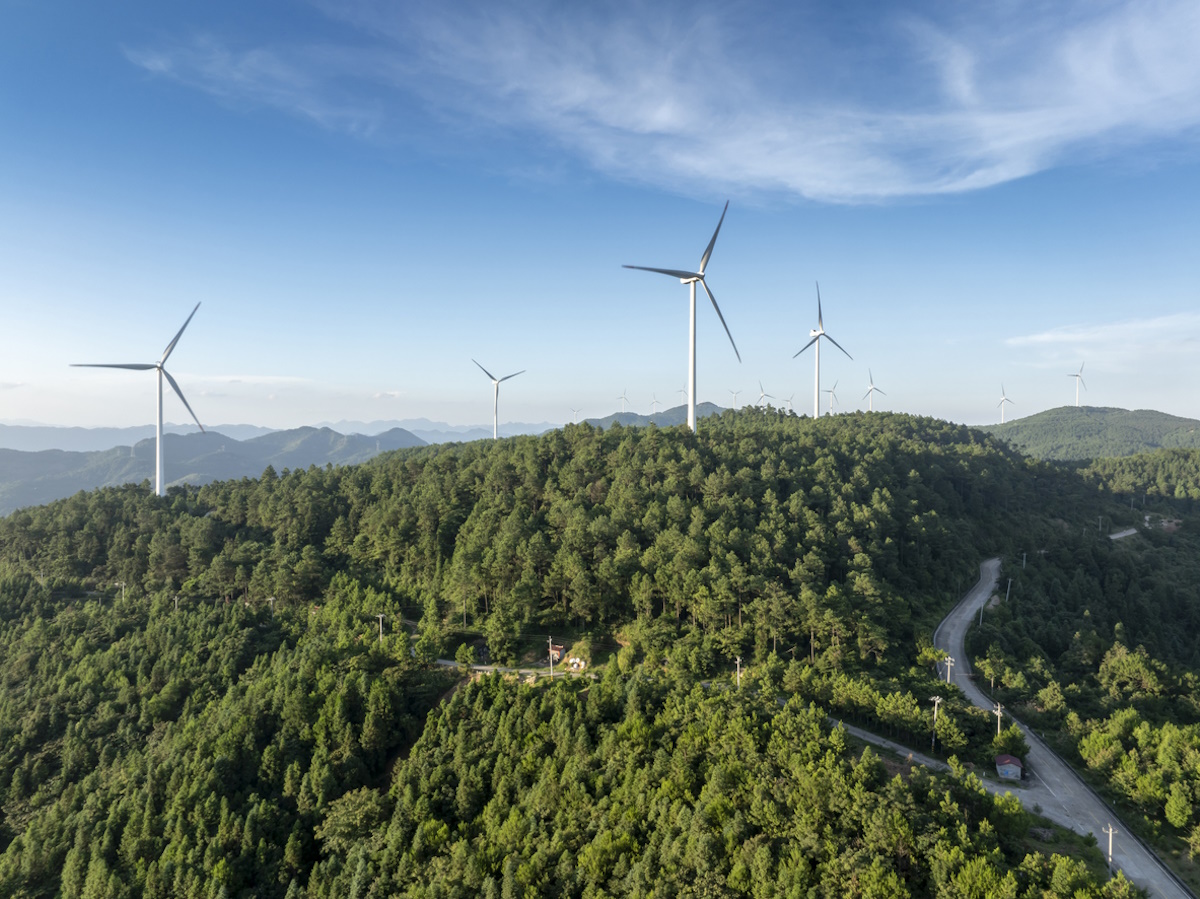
[1006,312,1200,371]
[126,0,1200,202]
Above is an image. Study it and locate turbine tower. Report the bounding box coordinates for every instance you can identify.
[757,380,774,407]
[793,283,851,418]
[863,370,886,411]
[624,201,741,432]
[1069,362,1086,406]
[998,384,1014,423]
[729,388,741,409]
[617,389,630,413]
[473,360,524,440]
[650,394,661,415]
[72,302,204,497]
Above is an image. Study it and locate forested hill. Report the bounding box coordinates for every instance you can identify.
[980,405,1200,460]
[0,410,1178,897]
[0,425,425,517]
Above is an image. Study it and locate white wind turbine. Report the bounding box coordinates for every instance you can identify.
[785,393,795,413]
[997,384,1014,423]
[473,360,524,440]
[1069,362,1086,406]
[72,302,204,497]
[650,394,662,415]
[822,380,839,414]
[624,201,741,432]
[793,283,851,418]
[570,407,581,424]
[617,389,630,413]
[863,370,886,411]
[757,380,774,407]
[729,388,741,409]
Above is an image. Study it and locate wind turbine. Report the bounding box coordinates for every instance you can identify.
[997,384,1014,423]
[624,201,741,432]
[822,380,839,414]
[473,360,524,440]
[650,394,662,415]
[863,370,886,411]
[784,393,795,413]
[678,387,688,406]
[72,302,204,497]
[793,283,851,418]
[1069,362,1086,406]
[570,407,581,424]
[729,388,741,409]
[617,389,630,413]
[757,381,774,407]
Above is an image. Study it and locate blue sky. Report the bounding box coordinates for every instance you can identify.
[3,0,1200,431]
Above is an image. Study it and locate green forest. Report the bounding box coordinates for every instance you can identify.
[2,409,1198,897]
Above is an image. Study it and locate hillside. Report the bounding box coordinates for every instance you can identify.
[980,405,1200,460]
[1,409,1196,896]
[0,425,425,516]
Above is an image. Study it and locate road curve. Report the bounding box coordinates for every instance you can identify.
[936,559,1192,899]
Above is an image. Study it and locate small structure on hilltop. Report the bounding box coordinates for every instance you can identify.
[995,754,1023,781]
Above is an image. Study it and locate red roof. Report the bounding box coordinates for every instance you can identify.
[994,754,1023,767]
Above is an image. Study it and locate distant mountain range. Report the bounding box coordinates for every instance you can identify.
[583,402,726,429]
[0,426,425,517]
[980,406,1200,460]
[0,418,560,453]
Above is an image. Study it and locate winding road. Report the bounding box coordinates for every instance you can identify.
[929,559,1192,899]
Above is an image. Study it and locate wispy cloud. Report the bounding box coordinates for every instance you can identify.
[1006,312,1200,370]
[190,374,313,386]
[126,0,1200,202]
[0,381,27,390]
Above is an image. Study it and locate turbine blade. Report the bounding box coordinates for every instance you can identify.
[824,333,853,360]
[698,200,729,275]
[162,368,204,432]
[815,282,823,328]
[161,302,201,364]
[623,265,701,280]
[862,389,871,401]
[71,363,157,370]
[499,370,525,382]
[876,387,887,396]
[793,335,818,358]
[701,280,741,363]
[1079,377,1087,391]
[473,359,498,382]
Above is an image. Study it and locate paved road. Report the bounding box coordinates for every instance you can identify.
[935,559,1191,899]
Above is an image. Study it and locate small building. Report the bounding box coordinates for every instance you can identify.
[549,643,565,663]
[995,754,1023,780]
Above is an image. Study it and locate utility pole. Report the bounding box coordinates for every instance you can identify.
[116,581,126,603]
[930,695,943,752]
[1005,578,1013,603]
[548,636,555,679]
[735,657,742,688]
[993,702,1004,736]
[944,656,955,684]
[173,594,179,613]
[1022,552,1026,569]
[267,596,275,616]
[1103,823,1117,867]
[376,614,385,644]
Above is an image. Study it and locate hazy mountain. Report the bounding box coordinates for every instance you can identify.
[980,405,1200,460]
[317,418,559,443]
[584,402,729,429]
[0,426,425,516]
[0,423,278,452]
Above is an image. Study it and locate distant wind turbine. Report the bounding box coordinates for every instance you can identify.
[617,389,630,413]
[72,302,204,497]
[1069,362,1086,406]
[650,394,662,415]
[624,201,741,432]
[729,388,741,409]
[823,380,839,414]
[794,283,851,418]
[678,387,688,405]
[570,407,580,424]
[757,381,774,407]
[473,360,524,440]
[998,384,1014,423]
[863,370,886,411]
[785,393,795,413]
